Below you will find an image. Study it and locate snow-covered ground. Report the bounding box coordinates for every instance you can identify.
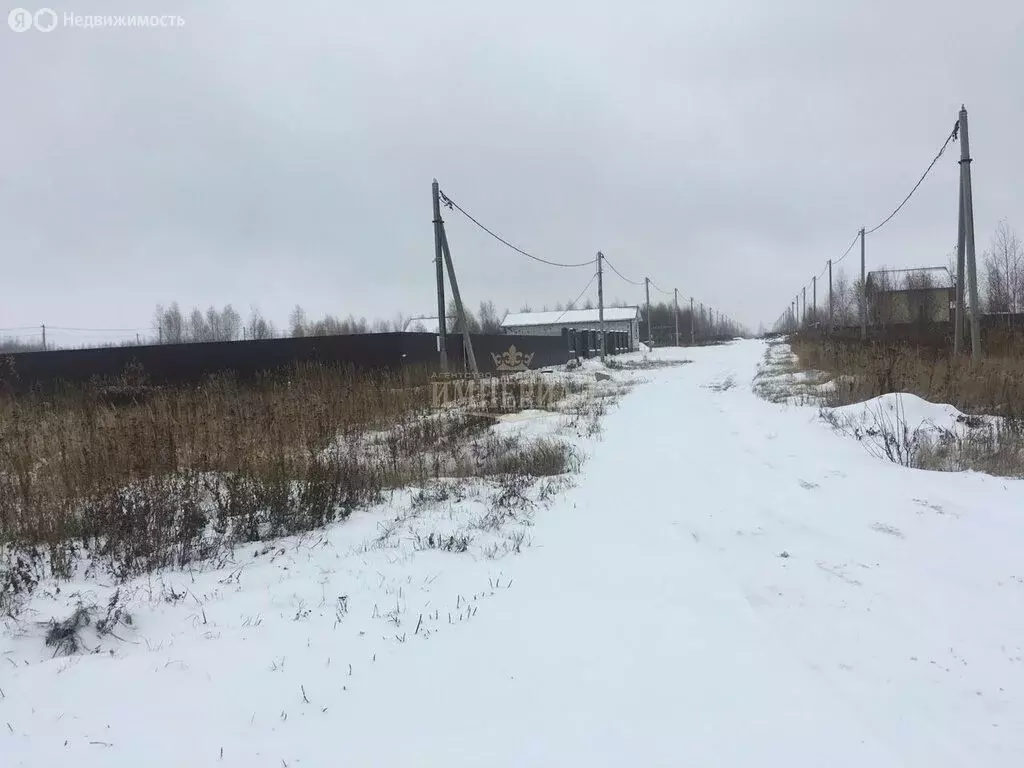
[4,340,1024,767]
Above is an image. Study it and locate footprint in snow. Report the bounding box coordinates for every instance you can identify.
[871,522,904,538]
[816,562,863,587]
[799,479,819,490]
[912,498,945,515]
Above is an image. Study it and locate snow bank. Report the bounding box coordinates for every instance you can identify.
[823,392,998,441]
[825,393,970,437]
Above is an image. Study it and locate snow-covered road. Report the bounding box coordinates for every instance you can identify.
[5,340,1023,766]
[334,340,1024,767]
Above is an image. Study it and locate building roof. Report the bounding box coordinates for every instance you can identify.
[866,267,954,290]
[501,306,640,328]
[402,316,455,334]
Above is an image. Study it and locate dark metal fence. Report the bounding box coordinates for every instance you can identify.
[0,332,571,393]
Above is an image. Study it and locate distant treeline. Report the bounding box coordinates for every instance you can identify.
[2,287,654,354]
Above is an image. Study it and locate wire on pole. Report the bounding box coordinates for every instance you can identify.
[553,271,599,323]
[864,121,960,236]
[437,189,596,268]
[601,255,645,286]
[47,326,148,332]
[649,279,674,296]
[833,232,862,265]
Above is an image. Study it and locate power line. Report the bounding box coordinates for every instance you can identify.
[602,255,645,286]
[554,271,599,323]
[865,121,959,235]
[48,326,146,332]
[437,189,596,268]
[833,231,861,265]
[649,279,673,296]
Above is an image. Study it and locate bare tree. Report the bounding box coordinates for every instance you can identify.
[204,305,241,341]
[852,276,867,327]
[289,305,308,337]
[447,299,480,334]
[831,270,852,327]
[187,308,207,342]
[391,313,411,334]
[246,308,276,339]
[153,302,185,343]
[478,301,503,333]
[984,220,1023,313]
[0,335,45,353]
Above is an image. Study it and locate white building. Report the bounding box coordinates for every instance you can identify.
[500,307,641,351]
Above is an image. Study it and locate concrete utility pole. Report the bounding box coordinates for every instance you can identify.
[860,227,867,341]
[689,296,694,344]
[802,286,807,327]
[828,259,833,332]
[812,276,817,327]
[959,105,982,360]
[955,184,966,356]
[644,277,652,347]
[673,288,680,346]
[439,226,478,374]
[431,180,448,372]
[41,324,46,351]
[597,251,606,362]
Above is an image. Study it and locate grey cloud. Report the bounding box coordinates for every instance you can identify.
[1,0,1022,339]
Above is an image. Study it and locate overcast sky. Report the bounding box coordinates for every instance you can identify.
[2,0,1022,344]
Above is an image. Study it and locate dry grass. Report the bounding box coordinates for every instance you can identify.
[790,336,1024,417]
[787,333,1024,477]
[0,364,586,611]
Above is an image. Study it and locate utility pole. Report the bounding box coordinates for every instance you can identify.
[959,105,982,360]
[859,227,867,341]
[41,323,46,351]
[954,186,966,356]
[828,259,833,332]
[689,297,694,344]
[644,277,652,347]
[673,288,679,346]
[812,276,817,327]
[431,180,448,372]
[597,252,606,362]
[439,225,478,374]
